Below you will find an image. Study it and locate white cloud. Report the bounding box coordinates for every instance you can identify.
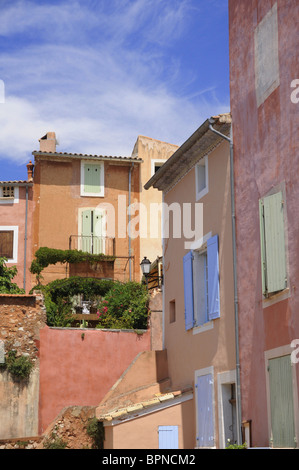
[0,0,230,164]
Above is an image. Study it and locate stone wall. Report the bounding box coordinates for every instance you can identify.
[0,294,47,439]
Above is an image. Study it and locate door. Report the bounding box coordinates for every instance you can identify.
[195,372,214,447]
[268,355,296,448]
[158,426,179,449]
[81,209,104,254]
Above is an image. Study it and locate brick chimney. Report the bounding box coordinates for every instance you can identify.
[26,160,34,182]
[39,132,57,153]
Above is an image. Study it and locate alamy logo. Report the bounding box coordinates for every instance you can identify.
[290,79,299,104]
[94,196,203,249]
[291,339,299,364]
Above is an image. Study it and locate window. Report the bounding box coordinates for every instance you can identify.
[195,156,208,200]
[151,159,167,177]
[80,161,104,197]
[259,191,287,297]
[0,226,18,263]
[183,234,220,331]
[169,300,176,323]
[254,3,280,107]
[0,186,19,204]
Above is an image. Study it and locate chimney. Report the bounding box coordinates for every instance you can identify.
[26,160,34,182]
[39,132,57,153]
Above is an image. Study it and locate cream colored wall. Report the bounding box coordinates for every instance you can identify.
[104,399,194,449]
[163,141,235,446]
[133,136,178,274]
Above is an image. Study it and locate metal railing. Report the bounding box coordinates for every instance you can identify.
[69,235,115,256]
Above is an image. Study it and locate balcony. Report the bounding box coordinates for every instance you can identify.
[69,235,115,256]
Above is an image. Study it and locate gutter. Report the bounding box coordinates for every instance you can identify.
[23,184,29,291]
[128,163,135,280]
[209,118,242,446]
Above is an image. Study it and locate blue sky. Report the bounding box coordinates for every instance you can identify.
[0,0,229,182]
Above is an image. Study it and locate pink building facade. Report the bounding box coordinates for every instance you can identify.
[0,164,34,293]
[229,0,299,447]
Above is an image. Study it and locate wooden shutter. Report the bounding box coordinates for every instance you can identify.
[268,355,295,448]
[183,251,194,330]
[93,210,104,254]
[207,235,220,320]
[0,231,14,259]
[81,210,92,253]
[158,426,179,449]
[196,373,214,447]
[262,191,287,294]
[84,163,102,194]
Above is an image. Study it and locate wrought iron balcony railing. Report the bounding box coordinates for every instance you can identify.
[69,235,115,256]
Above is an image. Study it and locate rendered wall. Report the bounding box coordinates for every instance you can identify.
[229,0,299,446]
[104,399,194,449]
[31,158,140,285]
[0,186,34,293]
[163,140,235,448]
[38,327,151,434]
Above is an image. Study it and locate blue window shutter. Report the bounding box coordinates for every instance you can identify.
[158,426,179,449]
[183,251,194,330]
[207,235,220,320]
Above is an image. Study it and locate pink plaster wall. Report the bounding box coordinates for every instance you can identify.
[38,326,151,434]
[229,0,299,446]
[0,186,33,293]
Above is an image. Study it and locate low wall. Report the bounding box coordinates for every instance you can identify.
[39,326,151,434]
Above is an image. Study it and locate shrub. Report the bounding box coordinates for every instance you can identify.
[0,257,25,294]
[30,247,115,282]
[4,350,33,380]
[86,417,105,449]
[96,281,149,330]
[43,432,68,449]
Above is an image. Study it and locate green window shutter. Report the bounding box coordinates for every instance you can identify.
[93,210,104,254]
[259,200,267,296]
[262,191,287,294]
[82,209,92,252]
[84,164,102,194]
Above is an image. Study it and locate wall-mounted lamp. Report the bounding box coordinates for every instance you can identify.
[140,256,163,290]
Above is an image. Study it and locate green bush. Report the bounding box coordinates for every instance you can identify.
[43,432,67,449]
[0,258,25,294]
[33,277,116,327]
[30,247,115,281]
[96,281,149,330]
[86,417,105,449]
[5,350,33,380]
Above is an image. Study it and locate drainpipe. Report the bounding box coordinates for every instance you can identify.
[23,184,29,292]
[209,118,242,446]
[128,163,134,281]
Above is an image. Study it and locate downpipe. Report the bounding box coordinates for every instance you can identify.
[209,118,242,446]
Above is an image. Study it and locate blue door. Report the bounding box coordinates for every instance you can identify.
[158,426,179,449]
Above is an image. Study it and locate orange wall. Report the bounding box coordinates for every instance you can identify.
[32,157,140,285]
[104,399,194,449]
[38,326,151,434]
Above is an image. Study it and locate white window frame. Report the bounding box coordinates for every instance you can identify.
[151,159,167,177]
[0,186,19,204]
[80,160,104,197]
[0,226,18,263]
[195,155,209,201]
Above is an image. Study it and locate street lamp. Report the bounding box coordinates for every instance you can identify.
[140,256,151,276]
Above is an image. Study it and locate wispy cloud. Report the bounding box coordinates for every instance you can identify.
[0,0,229,165]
